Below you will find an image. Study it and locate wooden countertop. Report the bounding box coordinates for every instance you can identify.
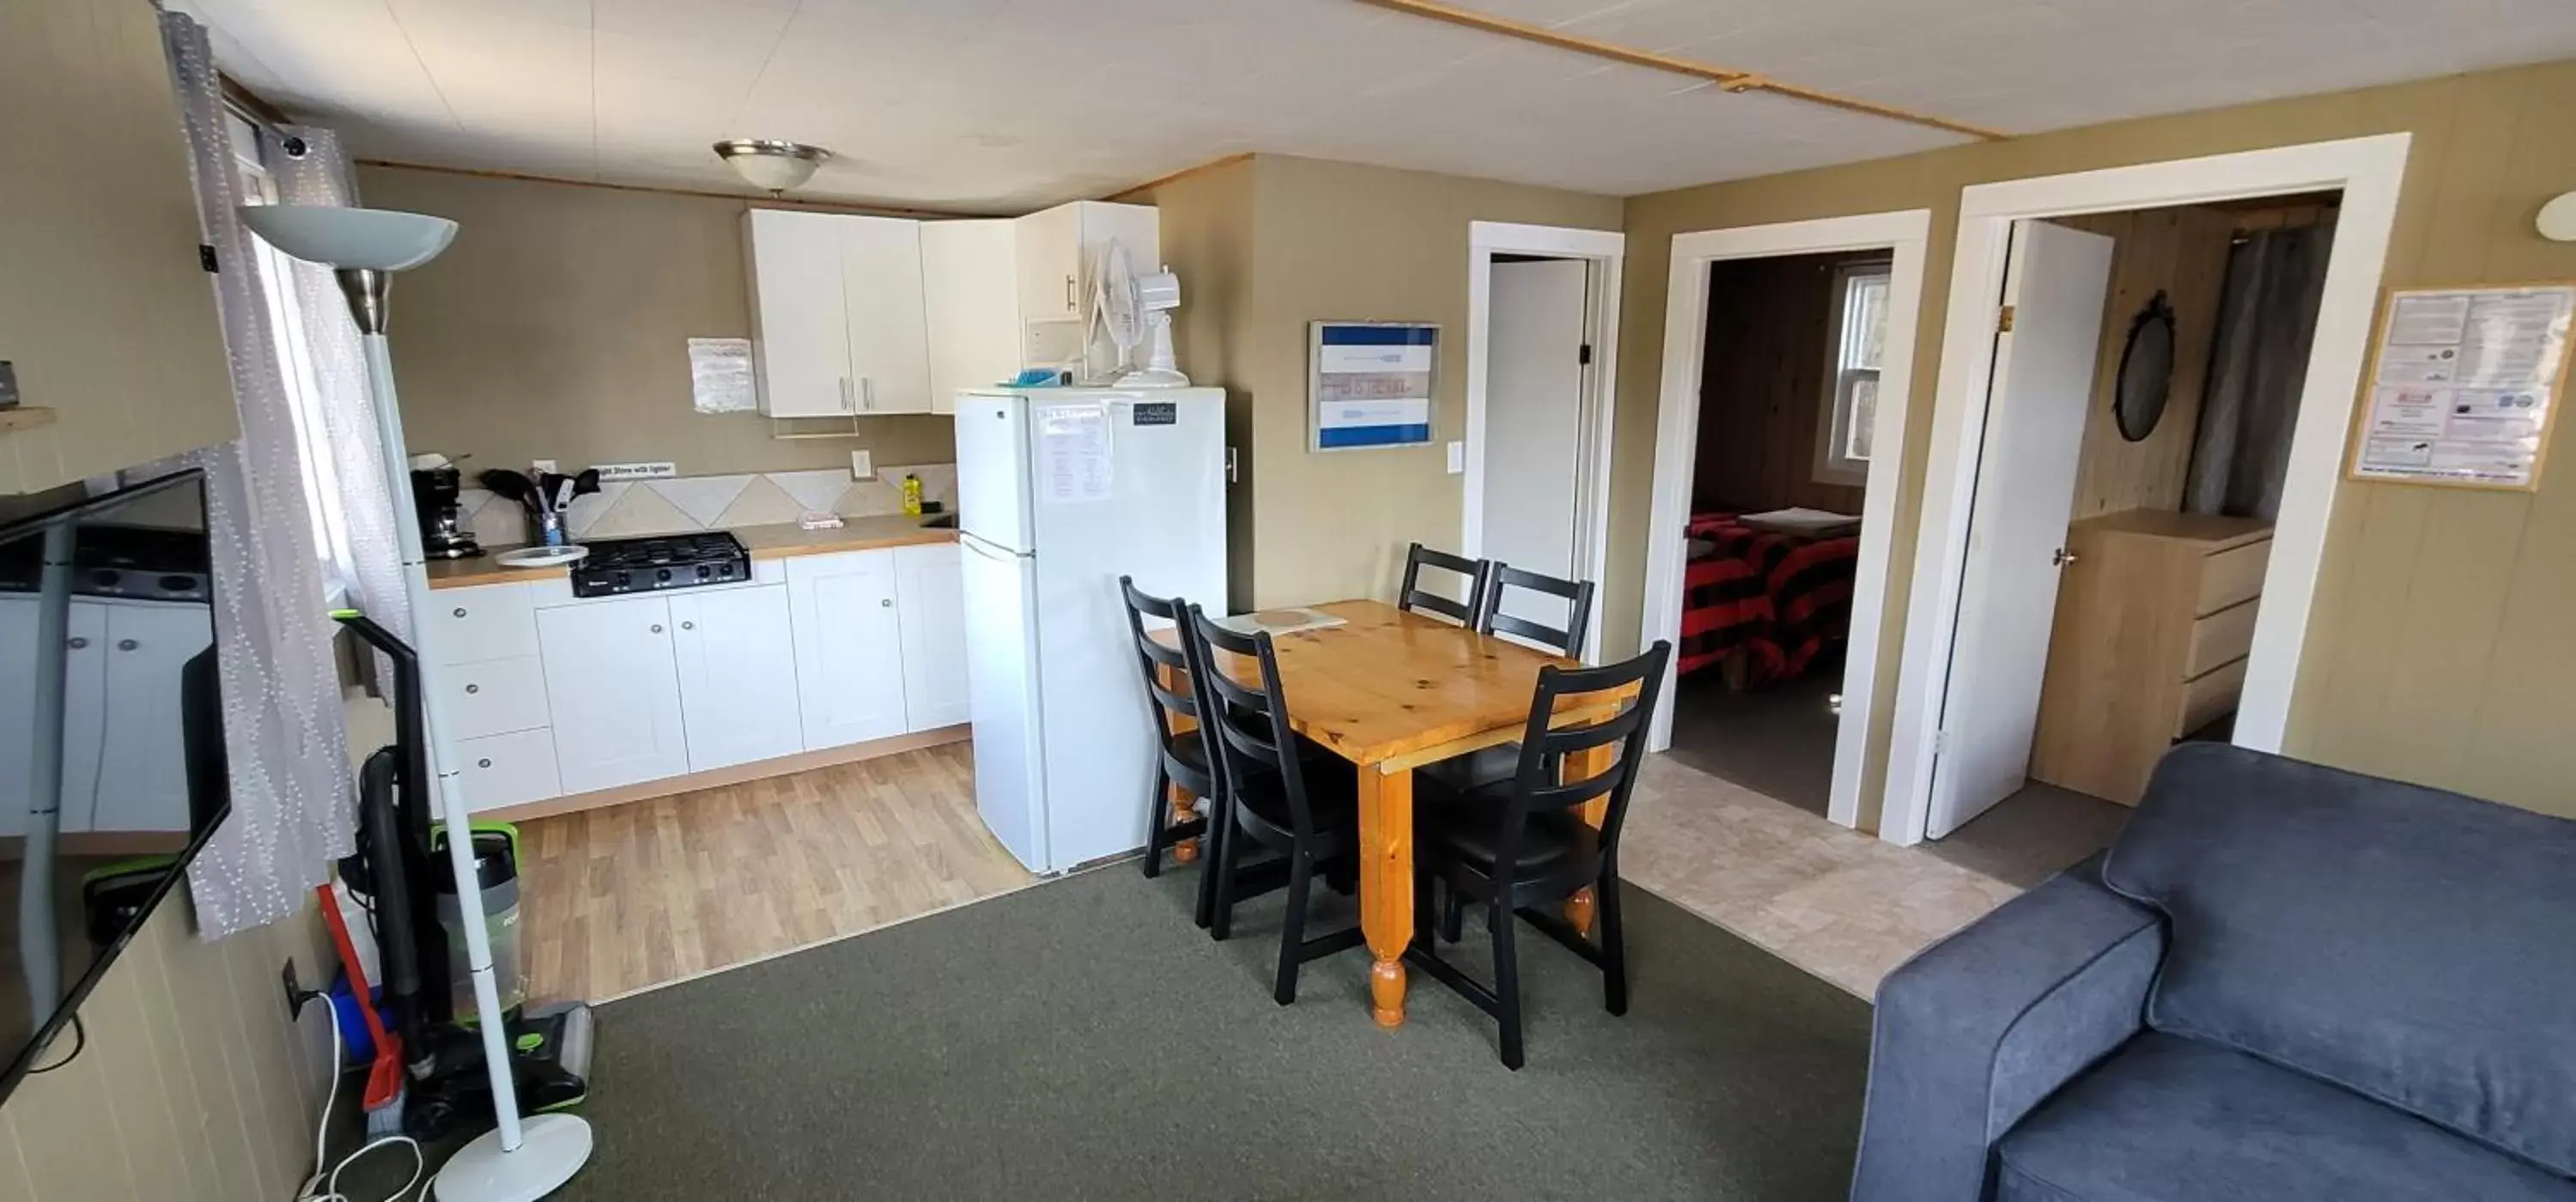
[424,515,957,590]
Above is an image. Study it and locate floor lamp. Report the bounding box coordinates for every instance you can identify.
[239,204,592,1202]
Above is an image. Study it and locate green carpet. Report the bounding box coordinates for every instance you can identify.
[544,865,1870,1200]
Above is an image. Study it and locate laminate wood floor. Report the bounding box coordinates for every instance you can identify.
[516,741,1035,1002]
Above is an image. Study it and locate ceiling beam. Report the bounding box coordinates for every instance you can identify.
[1354,0,2008,142]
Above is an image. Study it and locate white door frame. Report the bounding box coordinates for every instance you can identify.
[1464,221,1625,663]
[1881,132,2412,847]
[1639,209,1932,830]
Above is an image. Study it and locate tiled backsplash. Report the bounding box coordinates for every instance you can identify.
[460,464,959,547]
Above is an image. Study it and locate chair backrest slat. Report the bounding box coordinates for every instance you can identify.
[1399,542,1492,626]
[1120,576,1216,798]
[1484,640,1672,877]
[1479,564,1596,659]
[1183,605,1332,837]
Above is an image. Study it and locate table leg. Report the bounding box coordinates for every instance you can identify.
[1170,782,1199,864]
[1358,764,1414,1029]
[1154,662,1200,864]
[1562,743,1619,936]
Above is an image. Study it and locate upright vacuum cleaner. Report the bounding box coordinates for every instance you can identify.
[334,612,593,1140]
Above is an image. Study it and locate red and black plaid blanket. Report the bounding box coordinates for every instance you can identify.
[1676,513,1860,686]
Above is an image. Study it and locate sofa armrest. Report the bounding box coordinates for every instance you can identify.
[1849,859,2166,1201]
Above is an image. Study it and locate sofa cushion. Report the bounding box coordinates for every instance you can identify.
[2100,744,2576,1178]
[1996,1032,2576,1202]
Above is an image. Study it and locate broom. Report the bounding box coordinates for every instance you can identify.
[316,883,407,1137]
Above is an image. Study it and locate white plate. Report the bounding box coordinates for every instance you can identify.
[495,545,587,569]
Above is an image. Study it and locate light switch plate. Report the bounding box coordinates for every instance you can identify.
[1445,441,1465,474]
[849,449,873,479]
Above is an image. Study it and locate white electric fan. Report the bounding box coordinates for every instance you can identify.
[1092,240,1189,387]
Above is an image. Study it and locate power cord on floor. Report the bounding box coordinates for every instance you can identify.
[294,992,424,1202]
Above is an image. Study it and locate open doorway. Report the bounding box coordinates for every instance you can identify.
[1658,250,1887,817]
[1465,222,1623,660]
[1886,135,2409,864]
[1640,209,1932,830]
[1916,194,2345,884]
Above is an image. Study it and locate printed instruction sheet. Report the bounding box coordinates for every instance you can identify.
[2352,284,2572,489]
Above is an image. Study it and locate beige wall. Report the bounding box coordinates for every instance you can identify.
[1613,60,2576,823]
[1,901,335,1201]
[360,166,954,478]
[1141,155,1621,609]
[1137,157,1263,607]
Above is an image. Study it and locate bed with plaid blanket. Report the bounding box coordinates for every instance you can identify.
[1676,513,1860,686]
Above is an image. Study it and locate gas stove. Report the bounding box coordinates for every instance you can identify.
[568,531,751,598]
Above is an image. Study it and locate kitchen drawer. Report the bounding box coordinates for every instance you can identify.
[428,583,538,665]
[892,540,958,571]
[2174,657,2248,739]
[439,654,551,740]
[2184,599,2260,680]
[2195,539,2270,616]
[453,727,560,810]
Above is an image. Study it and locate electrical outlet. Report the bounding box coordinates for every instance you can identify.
[1445,440,1465,474]
[281,957,305,1018]
[531,458,558,476]
[848,449,873,479]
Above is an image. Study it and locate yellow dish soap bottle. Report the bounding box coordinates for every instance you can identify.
[900,472,923,516]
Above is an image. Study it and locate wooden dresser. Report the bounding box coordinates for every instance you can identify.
[2030,510,2273,805]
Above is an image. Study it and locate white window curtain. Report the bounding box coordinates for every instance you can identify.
[160,12,358,937]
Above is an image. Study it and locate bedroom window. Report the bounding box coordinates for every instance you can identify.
[1815,260,1891,487]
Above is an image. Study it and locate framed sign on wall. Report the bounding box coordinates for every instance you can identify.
[2347,282,2573,491]
[1310,321,1438,452]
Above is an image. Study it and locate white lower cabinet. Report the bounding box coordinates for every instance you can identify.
[538,594,690,794]
[453,728,562,811]
[786,550,908,750]
[669,585,805,772]
[894,544,971,731]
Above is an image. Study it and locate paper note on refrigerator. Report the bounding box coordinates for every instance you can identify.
[1038,404,1114,503]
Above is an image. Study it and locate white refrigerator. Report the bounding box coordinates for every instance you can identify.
[953,387,1227,873]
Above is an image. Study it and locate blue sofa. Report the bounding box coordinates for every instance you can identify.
[1850,744,2576,1201]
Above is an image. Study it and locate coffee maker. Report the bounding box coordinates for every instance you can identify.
[410,463,483,559]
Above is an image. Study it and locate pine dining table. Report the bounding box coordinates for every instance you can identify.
[1156,598,1629,1029]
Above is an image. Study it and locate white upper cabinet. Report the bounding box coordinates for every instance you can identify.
[743,209,933,418]
[841,215,934,415]
[920,219,1021,413]
[744,209,856,419]
[668,585,805,772]
[1012,201,1160,379]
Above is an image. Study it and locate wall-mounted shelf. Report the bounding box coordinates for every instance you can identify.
[0,407,58,433]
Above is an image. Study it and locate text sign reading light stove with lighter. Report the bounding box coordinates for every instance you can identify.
[238,203,593,1202]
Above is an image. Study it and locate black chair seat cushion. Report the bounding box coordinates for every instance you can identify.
[1417,799,1598,883]
[1230,756,1358,841]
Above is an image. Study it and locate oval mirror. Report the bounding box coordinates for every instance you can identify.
[2114,291,2177,442]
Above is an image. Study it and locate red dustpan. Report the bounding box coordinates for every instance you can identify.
[316,884,405,1131]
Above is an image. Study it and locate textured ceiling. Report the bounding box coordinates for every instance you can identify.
[179,0,2576,213]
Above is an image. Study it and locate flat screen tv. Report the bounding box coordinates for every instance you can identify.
[0,469,228,1100]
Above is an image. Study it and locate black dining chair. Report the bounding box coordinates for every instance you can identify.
[1407,640,1670,1070]
[1398,542,1492,626]
[1422,563,1603,795]
[1182,604,1369,1005]
[1118,576,1223,929]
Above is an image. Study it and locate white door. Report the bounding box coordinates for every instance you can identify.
[88,602,214,832]
[921,219,1020,414]
[841,214,934,415]
[669,585,805,772]
[785,550,909,750]
[961,532,1046,871]
[1926,220,2116,839]
[538,595,690,794]
[744,209,856,419]
[895,544,971,731]
[1482,258,1590,634]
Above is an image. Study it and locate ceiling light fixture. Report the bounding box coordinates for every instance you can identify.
[714,138,833,196]
[2539,191,2576,242]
